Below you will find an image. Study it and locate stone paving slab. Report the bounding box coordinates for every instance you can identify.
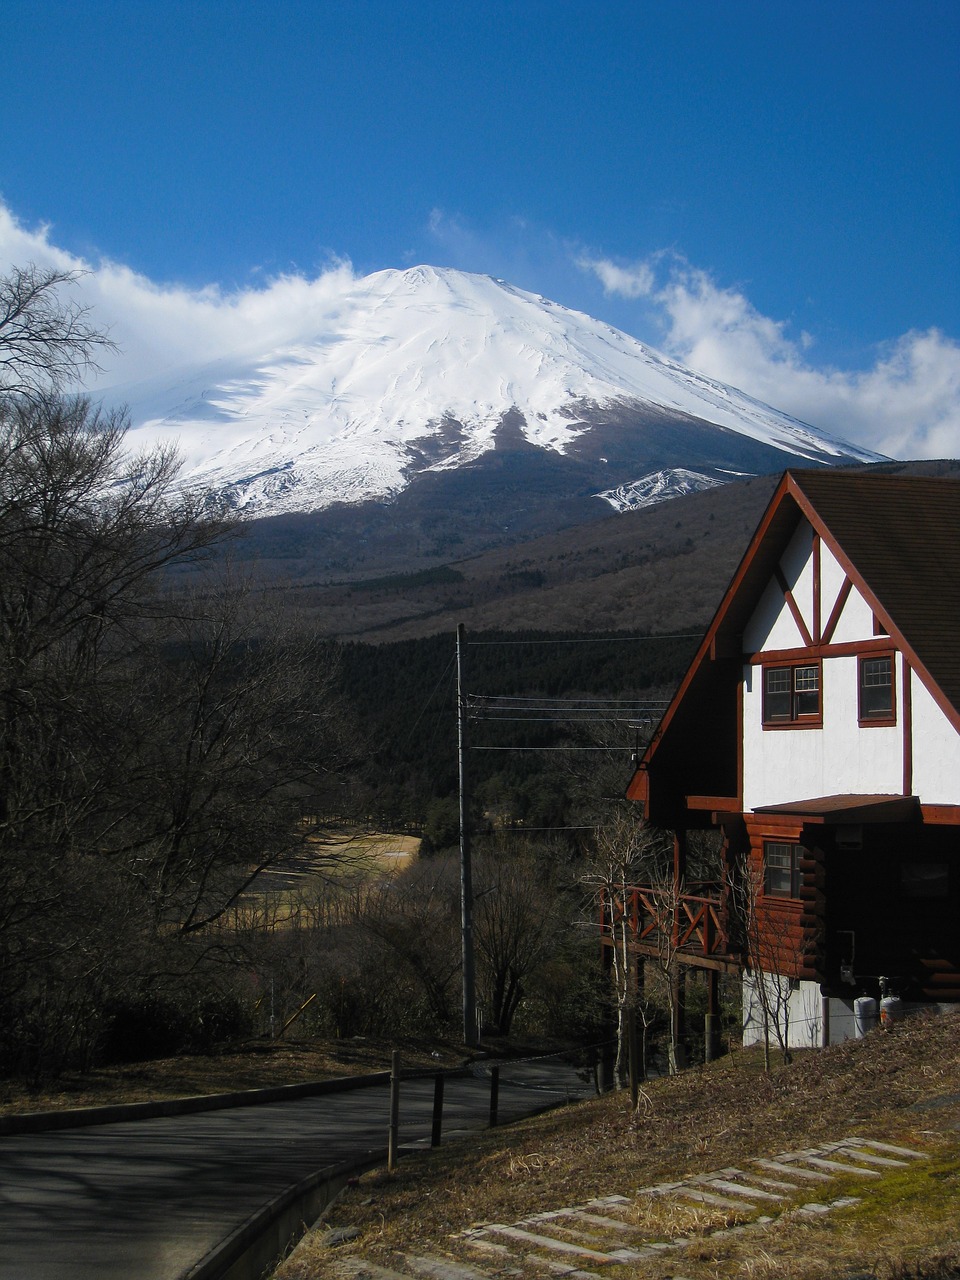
[451,1134,925,1276]
[322,1133,931,1280]
[753,1156,831,1180]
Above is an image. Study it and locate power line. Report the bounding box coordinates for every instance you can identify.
[492,825,597,831]
[467,633,701,646]
[469,694,669,705]
[469,715,658,724]
[470,745,637,751]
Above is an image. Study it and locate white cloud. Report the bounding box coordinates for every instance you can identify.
[575,254,654,299]
[0,202,358,393]
[579,251,960,460]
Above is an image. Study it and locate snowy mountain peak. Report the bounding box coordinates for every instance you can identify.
[119,266,883,517]
[377,263,464,289]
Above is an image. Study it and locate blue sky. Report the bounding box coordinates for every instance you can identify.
[2,0,958,457]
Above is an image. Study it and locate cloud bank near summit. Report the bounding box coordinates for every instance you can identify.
[578,251,960,461]
[0,200,957,462]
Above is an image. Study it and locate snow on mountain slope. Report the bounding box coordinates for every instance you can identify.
[596,467,750,512]
[117,266,882,515]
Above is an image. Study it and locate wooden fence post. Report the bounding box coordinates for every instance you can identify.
[388,1050,401,1172]
[488,1065,500,1127]
[705,969,719,1062]
[431,1073,444,1147]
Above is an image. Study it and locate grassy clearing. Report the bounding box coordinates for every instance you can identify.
[312,828,421,872]
[276,1011,960,1280]
[827,1147,960,1243]
[234,826,422,925]
[0,827,429,1114]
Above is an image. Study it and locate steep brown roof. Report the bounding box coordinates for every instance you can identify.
[789,469,960,725]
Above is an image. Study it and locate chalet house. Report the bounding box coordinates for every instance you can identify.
[622,469,960,1050]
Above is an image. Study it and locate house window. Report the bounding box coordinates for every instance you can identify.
[859,653,895,723]
[763,663,821,725]
[901,863,949,900]
[764,842,802,898]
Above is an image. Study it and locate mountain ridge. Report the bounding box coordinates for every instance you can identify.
[118,265,883,519]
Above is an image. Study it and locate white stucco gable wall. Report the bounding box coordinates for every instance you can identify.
[742,521,816,653]
[741,521,906,811]
[911,673,960,804]
[822,546,875,643]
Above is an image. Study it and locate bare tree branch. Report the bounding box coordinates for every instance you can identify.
[0,265,117,400]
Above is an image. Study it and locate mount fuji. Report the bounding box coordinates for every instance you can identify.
[119,265,882,522]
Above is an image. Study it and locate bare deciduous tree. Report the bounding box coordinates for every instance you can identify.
[0,265,116,400]
[356,857,462,1029]
[111,582,354,935]
[0,289,357,1073]
[0,396,232,1014]
[727,852,799,1069]
[582,811,677,1089]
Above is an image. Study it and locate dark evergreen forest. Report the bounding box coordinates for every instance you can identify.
[335,628,699,842]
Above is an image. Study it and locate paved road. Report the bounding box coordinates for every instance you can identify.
[0,1057,593,1280]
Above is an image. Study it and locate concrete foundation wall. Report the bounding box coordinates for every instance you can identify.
[742,976,861,1049]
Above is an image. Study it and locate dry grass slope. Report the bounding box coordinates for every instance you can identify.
[276,1011,960,1280]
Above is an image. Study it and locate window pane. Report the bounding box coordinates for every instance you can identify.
[861,658,890,686]
[763,664,821,722]
[764,668,791,720]
[860,655,893,717]
[764,842,797,897]
[794,665,819,716]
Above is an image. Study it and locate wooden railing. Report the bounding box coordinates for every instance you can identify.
[601,881,734,961]
[676,888,729,958]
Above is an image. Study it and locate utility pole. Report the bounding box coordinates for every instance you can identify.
[458,623,478,1048]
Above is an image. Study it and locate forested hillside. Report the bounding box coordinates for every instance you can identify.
[213,460,960,645]
[336,628,698,840]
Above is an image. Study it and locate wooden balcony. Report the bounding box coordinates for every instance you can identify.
[600,881,742,973]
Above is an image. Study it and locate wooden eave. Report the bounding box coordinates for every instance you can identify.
[921,804,960,825]
[686,794,740,812]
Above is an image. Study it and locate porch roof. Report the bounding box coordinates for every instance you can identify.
[751,794,919,824]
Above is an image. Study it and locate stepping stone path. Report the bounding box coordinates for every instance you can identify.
[325,1137,927,1280]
